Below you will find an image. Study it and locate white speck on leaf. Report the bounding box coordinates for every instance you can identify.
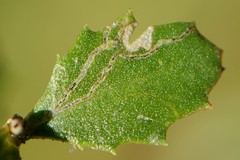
[137,115,153,121]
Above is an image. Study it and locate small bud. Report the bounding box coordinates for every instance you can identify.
[6,114,26,138]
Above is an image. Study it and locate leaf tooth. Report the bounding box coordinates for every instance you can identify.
[205,103,214,110]
[82,24,92,32]
[116,9,136,26]
[81,24,102,35]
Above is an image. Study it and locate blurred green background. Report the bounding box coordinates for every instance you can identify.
[0,0,239,160]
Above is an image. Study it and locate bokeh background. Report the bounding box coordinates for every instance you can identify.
[0,0,239,160]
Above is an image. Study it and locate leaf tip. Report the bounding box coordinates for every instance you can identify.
[205,103,214,110]
[82,24,91,31]
[117,9,136,25]
[56,54,61,60]
[110,149,117,155]
[150,137,168,147]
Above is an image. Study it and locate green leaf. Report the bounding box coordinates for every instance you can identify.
[24,10,222,153]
